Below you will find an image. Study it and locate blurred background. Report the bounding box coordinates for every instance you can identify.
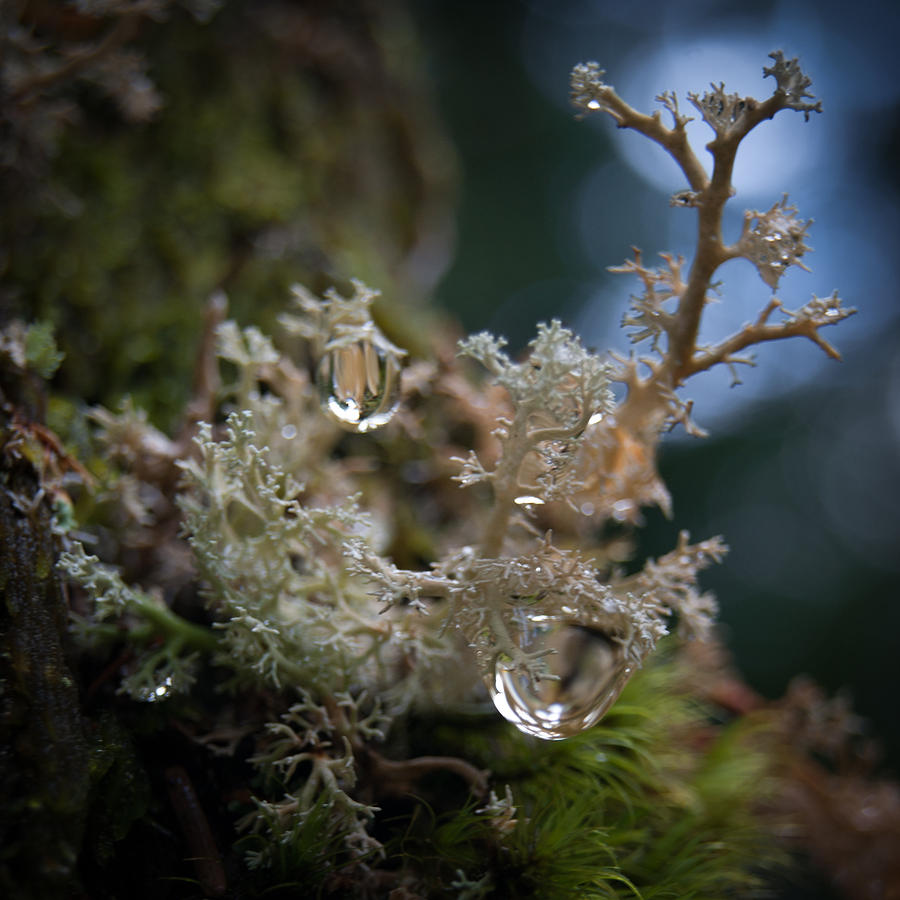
[413,0,900,767]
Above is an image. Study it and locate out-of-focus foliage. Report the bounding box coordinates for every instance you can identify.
[1,0,456,427]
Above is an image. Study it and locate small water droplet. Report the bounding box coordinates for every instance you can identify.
[587,99,602,110]
[318,339,402,432]
[514,495,545,506]
[281,424,297,440]
[488,619,632,740]
[136,675,175,703]
[824,307,840,318]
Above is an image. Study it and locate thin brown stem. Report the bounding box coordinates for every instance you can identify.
[597,91,709,193]
[662,92,805,384]
[683,309,845,378]
[363,749,489,799]
[11,14,140,105]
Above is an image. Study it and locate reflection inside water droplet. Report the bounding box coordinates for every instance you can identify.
[611,498,635,521]
[135,675,175,703]
[318,340,402,432]
[488,619,633,740]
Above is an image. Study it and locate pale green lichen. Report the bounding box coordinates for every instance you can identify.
[56,50,851,894]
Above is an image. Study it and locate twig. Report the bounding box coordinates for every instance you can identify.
[11,14,141,105]
[363,749,489,799]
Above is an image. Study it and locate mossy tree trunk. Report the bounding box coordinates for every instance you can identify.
[0,386,90,899]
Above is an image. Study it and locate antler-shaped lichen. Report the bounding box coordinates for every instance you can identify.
[569,51,854,521]
[58,47,856,892]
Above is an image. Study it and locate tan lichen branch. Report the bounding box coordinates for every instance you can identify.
[565,52,847,529]
[571,63,708,192]
[666,58,822,381]
[611,249,687,352]
[179,290,228,441]
[573,66,737,381]
[579,54,833,393]
[683,294,856,378]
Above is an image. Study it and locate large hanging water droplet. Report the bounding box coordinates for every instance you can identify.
[318,339,402,432]
[488,620,633,740]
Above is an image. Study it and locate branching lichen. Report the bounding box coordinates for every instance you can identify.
[54,49,854,896]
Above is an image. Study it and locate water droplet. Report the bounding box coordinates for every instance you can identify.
[587,99,602,110]
[488,619,633,740]
[281,424,297,440]
[514,495,545,506]
[135,675,175,703]
[318,339,402,432]
[824,307,840,318]
[611,499,635,521]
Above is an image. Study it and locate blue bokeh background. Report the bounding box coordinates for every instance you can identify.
[417,0,900,766]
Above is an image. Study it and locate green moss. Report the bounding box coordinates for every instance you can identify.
[83,714,151,866]
[23,322,65,379]
[392,648,781,899]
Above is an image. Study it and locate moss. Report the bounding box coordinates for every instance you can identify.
[82,713,151,866]
[387,648,782,899]
[3,2,454,428]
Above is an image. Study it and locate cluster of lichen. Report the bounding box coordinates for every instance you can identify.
[2,3,856,896]
[55,162,836,892]
[56,297,781,898]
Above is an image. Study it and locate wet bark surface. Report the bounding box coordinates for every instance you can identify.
[0,386,89,898]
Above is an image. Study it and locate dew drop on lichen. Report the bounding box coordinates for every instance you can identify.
[488,619,633,740]
[611,499,635,521]
[317,339,402,433]
[135,675,175,703]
